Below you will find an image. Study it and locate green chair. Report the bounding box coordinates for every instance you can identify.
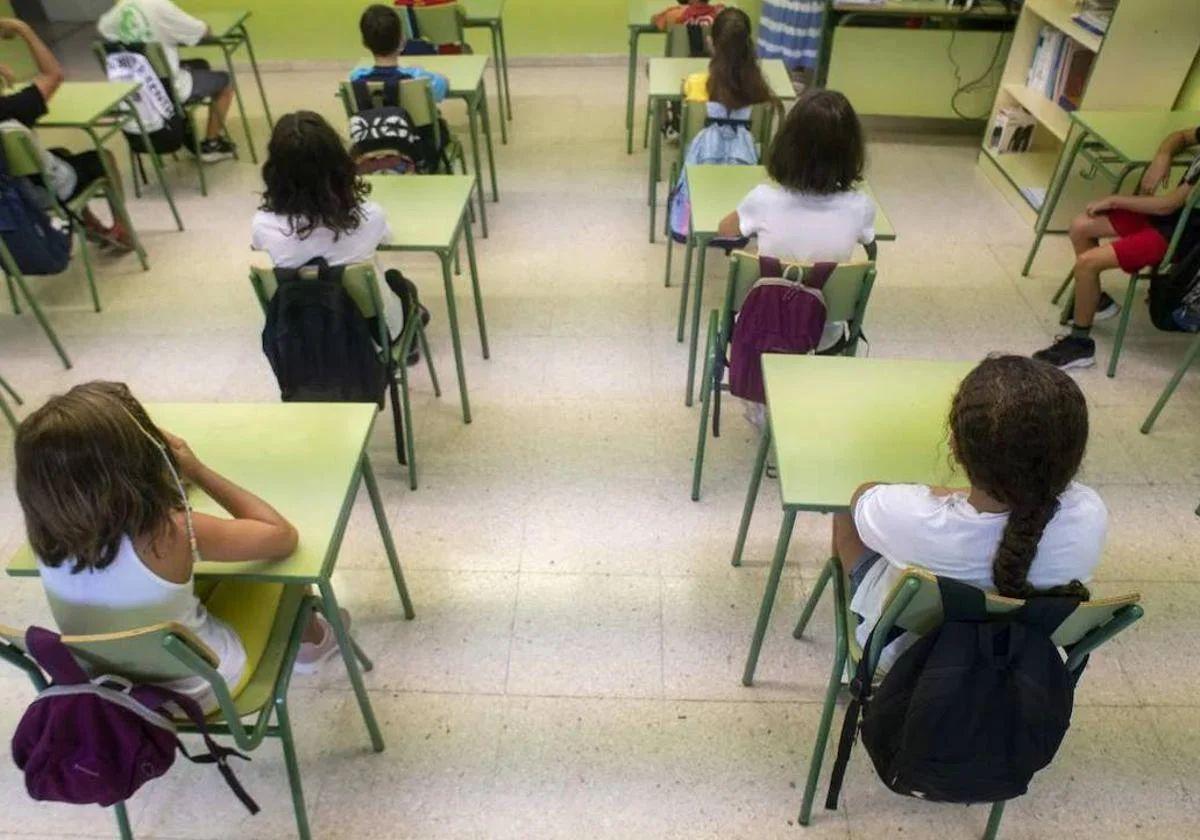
[412,2,468,47]
[0,586,377,840]
[0,373,21,429]
[656,97,773,250]
[793,561,1142,838]
[249,261,441,490]
[642,23,701,150]
[1051,182,1200,379]
[337,78,483,236]
[691,252,877,500]
[94,41,236,198]
[0,121,149,314]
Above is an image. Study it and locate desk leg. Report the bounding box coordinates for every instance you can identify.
[362,455,414,619]
[317,579,384,751]
[239,26,273,128]
[91,129,148,270]
[625,28,638,154]
[676,236,694,342]
[478,83,499,201]
[124,111,183,232]
[732,427,770,568]
[497,20,512,121]
[486,30,507,144]
[439,248,472,424]
[685,238,710,407]
[219,40,257,164]
[464,93,489,216]
[742,507,796,687]
[1022,128,1086,276]
[462,214,489,360]
[648,100,661,241]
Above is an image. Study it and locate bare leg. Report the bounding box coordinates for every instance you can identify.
[206,85,235,140]
[1068,213,1120,329]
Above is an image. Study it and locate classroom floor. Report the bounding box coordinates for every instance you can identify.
[2,61,1200,839]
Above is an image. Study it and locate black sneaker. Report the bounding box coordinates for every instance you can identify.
[1094,291,1120,322]
[199,137,236,162]
[1033,335,1096,371]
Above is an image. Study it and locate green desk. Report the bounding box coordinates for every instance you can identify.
[194,11,274,165]
[626,0,671,154]
[368,174,487,424]
[405,54,500,210]
[734,356,969,686]
[461,0,512,130]
[646,57,794,243]
[40,80,183,232]
[1023,109,1200,277]
[6,402,412,752]
[675,164,896,406]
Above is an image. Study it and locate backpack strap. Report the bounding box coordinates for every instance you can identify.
[802,262,838,292]
[824,631,876,811]
[381,77,401,108]
[24,627,90,686]
[703,116,751,129]
[351,80,375,113]
[131,683,260,815]
[937,576,989,622]
[758,255,784,279]
[1012,595,1082,637]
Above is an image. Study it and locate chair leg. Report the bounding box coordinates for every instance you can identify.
[75,230,101,313]
[129,148,143,199]
[399,352,418,491]
[663,229,674,288]
[6,265,71,369]
[1141,332,1200,434]
[113,801,133,840]
[691,312,718,502]
[1107,274,1141,378]
[794,557,835,639]
[417,321,441,397]
[5,272,19,313]
[387,375,407,467]
[275,698,312,840]
[1051,269,1073,305]
[798,617,848,825]
[983,801,1006,840]
[676,238,694,342]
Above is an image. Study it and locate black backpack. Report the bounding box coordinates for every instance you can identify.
[1149,241,1200,332]
[348,79,449,175]
[0,154,71,276]
[261,260,388,405]
[826,577,1084,809]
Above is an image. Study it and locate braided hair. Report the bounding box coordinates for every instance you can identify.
[948,356,1091,600]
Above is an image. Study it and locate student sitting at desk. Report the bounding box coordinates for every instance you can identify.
[833,355,1107,671]
[0,17,133,250]
[16,382,348,713]
[351,4,448,103]
[652,0,724,32]
[97,0,237,161]
[1033,126,1200,371]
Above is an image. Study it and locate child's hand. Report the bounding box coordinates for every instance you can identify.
[161,430,204,482]
[0,63,14,87]
[1139,156,1171,195]
[1086,197,1115,217]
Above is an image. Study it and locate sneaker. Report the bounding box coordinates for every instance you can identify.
[198,137,236,162]
[1094,292,1120,322]
[1032,335,1096,371]
[293,608,351,675]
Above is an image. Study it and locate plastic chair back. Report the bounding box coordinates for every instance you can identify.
[339,78,437,129]
[249,261,383,321]
[725,251,875,325]
[665,24,693,57]
[413,3,464,44]
[93,40,173,84]
[0,121,47,179]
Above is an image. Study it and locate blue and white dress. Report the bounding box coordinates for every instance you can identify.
[757,0,825,70]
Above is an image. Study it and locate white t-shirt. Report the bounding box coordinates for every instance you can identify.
[736,183,876,351]
[98,0,208,101]
[850,482,1108,670]
[250,200,404,329]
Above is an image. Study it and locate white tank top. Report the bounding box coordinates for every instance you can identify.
[38,535,246,711]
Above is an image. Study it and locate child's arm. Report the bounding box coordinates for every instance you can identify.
[831,482,882,562]
[717,210,741,239]
[1088,182,1194,218]
[164,431,299,562]
[0,18,63,102]
[1139,127,1200,194]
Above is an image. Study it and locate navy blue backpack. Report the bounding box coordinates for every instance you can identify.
[0,155,70,276]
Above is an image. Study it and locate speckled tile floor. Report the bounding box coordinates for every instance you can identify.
[1,60,1199,839]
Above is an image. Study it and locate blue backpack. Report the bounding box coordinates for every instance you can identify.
[668,102,758,243]
[0,155,70,276]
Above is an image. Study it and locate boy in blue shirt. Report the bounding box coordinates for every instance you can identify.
[351,4,449,102]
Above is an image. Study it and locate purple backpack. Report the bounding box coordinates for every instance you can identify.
[11,626,259,813]
[729,257,837,404]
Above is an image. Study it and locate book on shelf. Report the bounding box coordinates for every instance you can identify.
[1057,44,1094,111]
[1020,186,1047,210]
[989,106,1036,153]
[1026,24,1095,109]
[1072,0,1114,36]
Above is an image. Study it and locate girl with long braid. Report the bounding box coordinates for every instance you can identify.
[832,355,1107,669]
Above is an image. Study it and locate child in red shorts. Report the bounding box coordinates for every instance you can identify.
[1033,126,1200,370]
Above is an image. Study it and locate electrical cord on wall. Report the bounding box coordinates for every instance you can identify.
[947,21,1009,120]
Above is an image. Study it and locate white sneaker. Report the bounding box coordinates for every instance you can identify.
[293,608,351,674]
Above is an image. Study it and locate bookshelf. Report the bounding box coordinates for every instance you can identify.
[979,0,1200,228]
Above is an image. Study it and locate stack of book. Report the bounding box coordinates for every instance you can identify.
[1072,0,1115,37]
[1026,25,1095,112]
[988,107,1036,154]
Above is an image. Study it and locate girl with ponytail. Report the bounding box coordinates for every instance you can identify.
[831,355,1108,669]
[684,8,777,111]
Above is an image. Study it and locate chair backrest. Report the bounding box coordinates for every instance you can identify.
[93,39,173,84]
[677,98,771,164]
[0,620,216,686]
[0,121,48,180]
[413,3,464,44]
[249,260,384,321]
[1162,180,1200,267]
[865,567,1142,676]
[665,23,694,57]
[722,250,876,335]
[338,78,438,129]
